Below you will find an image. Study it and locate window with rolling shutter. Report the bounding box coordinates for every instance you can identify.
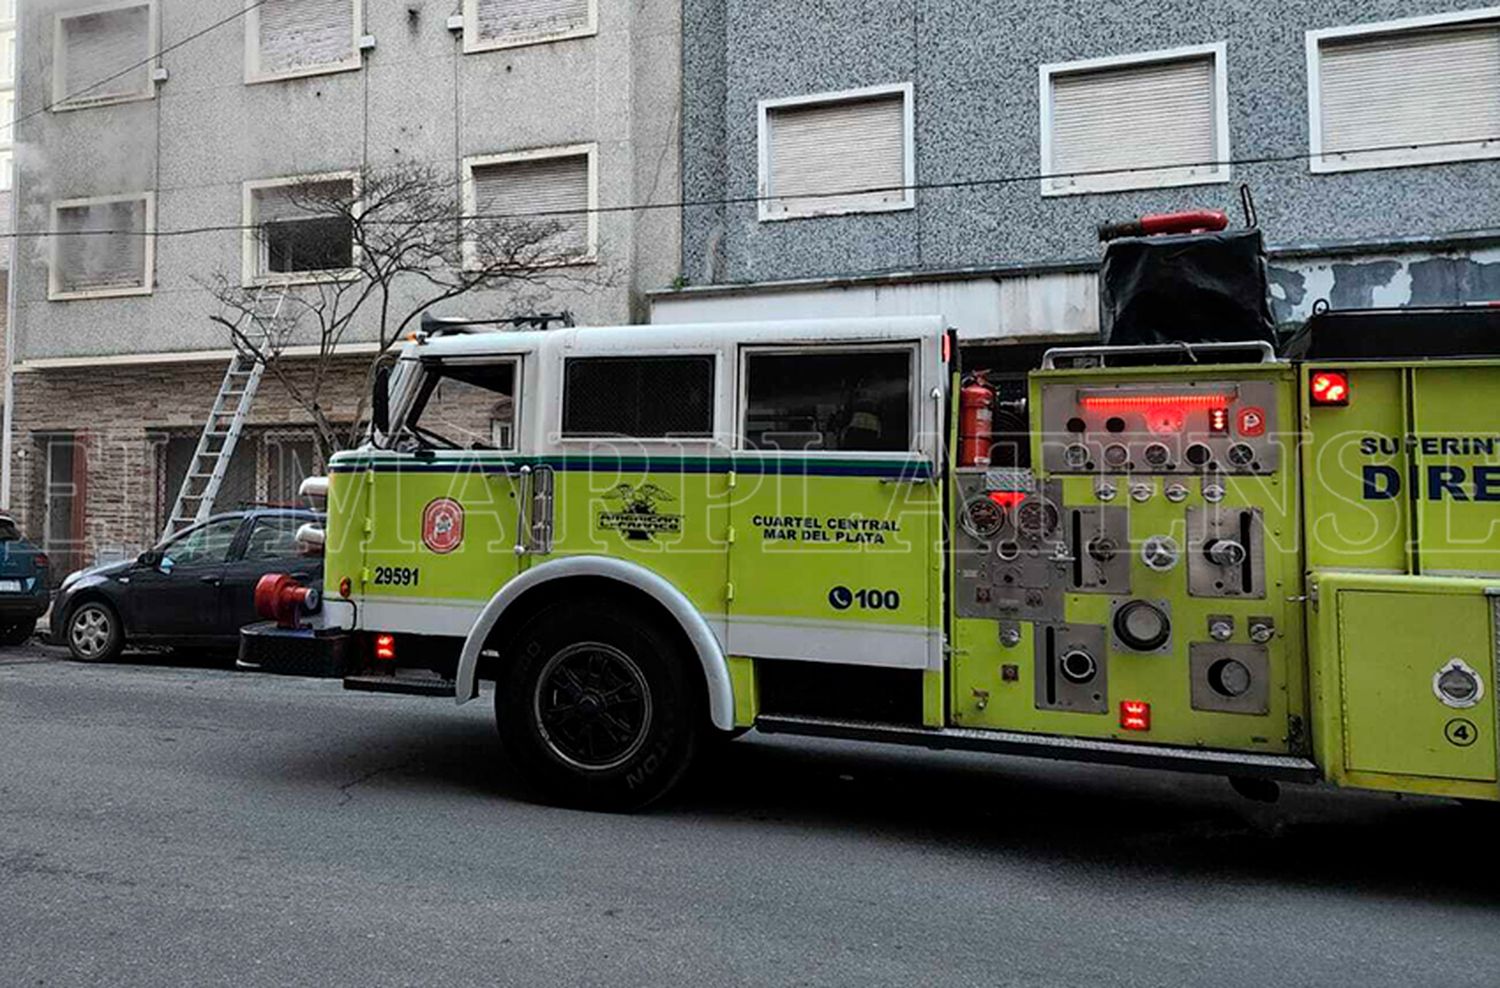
[465,147,595,266]
[245,176,358,281]
[53,2,154,109]
[1311,16,1500,172]
[50,194,154,299]
[1042,44,1228,196]
[759,85,913,220]
[466,0,594,51]
[250,0,361,82]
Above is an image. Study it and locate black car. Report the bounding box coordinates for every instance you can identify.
[53,509,322,663]
[0,513,51,645]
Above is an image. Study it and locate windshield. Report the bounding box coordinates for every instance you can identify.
[397,360,517,451]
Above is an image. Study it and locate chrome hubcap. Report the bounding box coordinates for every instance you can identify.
[533,642,653,771]
[70,608,112,658]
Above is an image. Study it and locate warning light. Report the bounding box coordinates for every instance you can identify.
[987,491,1029,510]
[1207,407,1229,434]
[1310,371,1350,407]
[338,577,352,599]
[374,633,396,662]
[1120,700,1152,732]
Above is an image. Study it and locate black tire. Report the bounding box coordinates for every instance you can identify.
[495,600,701,812]
[64,600,124,663]
[0,620,35,647]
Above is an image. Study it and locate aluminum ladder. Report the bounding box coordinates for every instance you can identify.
[160,289,285,540]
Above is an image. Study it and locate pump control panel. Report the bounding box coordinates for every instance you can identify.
[1039,380,1282,475]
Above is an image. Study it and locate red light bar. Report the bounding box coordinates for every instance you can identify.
[1309,371,1350,407]
[1120,700,1151,732]
[374,633,396,662]
[1079,394,1231,411]
[987,491,1028,510]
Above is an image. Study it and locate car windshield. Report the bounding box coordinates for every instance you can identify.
[0,520,19,542]
[399,360,517,451]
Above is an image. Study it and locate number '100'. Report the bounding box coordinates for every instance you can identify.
[856,589,900,610]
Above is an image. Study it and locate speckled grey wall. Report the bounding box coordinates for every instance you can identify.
[682,0,1500,287]
[15,0,681,360]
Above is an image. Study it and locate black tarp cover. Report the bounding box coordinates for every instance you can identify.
[1099,229,1276,347]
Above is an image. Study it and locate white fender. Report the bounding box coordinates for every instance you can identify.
[454,555,735,731]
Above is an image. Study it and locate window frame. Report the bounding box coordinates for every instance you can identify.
[51,0,159,112]
[462,0,598,55]
[461,143,599,269]
[241,170,363,287]
[48,190,157,301]
[735,342,921,457]
[559,352,719,442]
[757,81,915,223]
[1307,7,1500,174]
[244,0,365,85]
[1038,41,1230,197]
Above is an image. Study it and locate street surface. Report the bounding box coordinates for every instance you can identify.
[3,641,1498,987]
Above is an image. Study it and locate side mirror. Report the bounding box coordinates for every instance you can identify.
[372,364,391,437]
[137,549,162,569]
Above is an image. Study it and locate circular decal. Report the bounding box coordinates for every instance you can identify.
[1445,718,1479,748]
[422,498,464,555]
[828,586,853,611]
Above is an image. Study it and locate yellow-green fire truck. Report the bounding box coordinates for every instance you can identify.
[242,305,1500,812]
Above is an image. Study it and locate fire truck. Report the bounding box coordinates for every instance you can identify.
[243,212,1500,812]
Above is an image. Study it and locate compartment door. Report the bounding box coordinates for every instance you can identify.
[1338,590,1497,782]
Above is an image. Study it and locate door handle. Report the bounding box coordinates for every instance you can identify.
[200,575,222,586]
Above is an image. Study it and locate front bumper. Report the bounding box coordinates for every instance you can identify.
[237,621,351,678]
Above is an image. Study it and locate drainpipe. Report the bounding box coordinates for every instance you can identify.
[2,9,24,511]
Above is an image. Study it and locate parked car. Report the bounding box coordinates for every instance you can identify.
[53,509,322,663]
[0,513,51,646]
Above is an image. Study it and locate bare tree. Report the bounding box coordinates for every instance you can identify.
[202,162,599,452]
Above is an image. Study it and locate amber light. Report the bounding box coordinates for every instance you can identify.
[1120,700,1151,732]
[339,577,353,598]
[1310,370,1350,407]
[374,634,396,662]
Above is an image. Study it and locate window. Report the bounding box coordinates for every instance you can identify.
[247,0,363,83]
[562,356,714,439]
[243,174,358,284]
[464,146,596,266]
[52,1,155,110]
[43,435,81,571]
[758,83,914,221]
[464,0,596,53]
[743,349,912,453]
[1040,43,1229,196]
[49,192,155,300]
[244,515,306,561]
[0,152,11,193]
[402,360,519,451]
[1309,10,1500,172]
[161,518,240,568]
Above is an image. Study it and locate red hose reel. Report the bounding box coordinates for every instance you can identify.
[254,573,323,629]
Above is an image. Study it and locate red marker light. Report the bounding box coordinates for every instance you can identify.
[1120,700,1151,732]
[987,491,1028,510]
[1310,370,1350,407]
[374,633,396,662]
[339,576,353,599]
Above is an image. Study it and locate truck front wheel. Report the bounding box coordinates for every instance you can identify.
[495,601,701,811]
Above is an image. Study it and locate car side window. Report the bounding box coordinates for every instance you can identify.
[742,348,913,453]
[244,517,305,561]
[162,519,241,568]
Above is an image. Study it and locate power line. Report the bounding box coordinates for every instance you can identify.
[2,1,269,135]
[8,131,1500,242]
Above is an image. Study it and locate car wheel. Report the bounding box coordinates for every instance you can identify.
[495,600,701,812]
[66,601,123,663]
[0,620,35,646]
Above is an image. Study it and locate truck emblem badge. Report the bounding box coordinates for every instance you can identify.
[598,483,682,541]
[422,498,465,554]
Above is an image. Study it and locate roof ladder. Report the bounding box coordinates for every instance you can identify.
[161,287,286,540]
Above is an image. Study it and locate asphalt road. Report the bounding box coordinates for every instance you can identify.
[3,643,1498,988]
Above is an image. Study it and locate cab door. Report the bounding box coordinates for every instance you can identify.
[362,356,526,636]
[727,341,942,671]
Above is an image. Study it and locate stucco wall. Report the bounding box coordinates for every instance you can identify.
[682,0,1500,288]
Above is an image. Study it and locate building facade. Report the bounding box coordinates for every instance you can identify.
[5,0,682,568]
[658,0,1500,338]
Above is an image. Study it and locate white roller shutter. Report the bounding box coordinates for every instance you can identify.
[765,93,908,218]
[257,0,357,77]
[54,199,149,295]
[252,179,354,225]
[471,154,592,259]
[1317,23,1500,168]
[1047,55,1220,194]
[474,0,591,46]
[57,4,152,105]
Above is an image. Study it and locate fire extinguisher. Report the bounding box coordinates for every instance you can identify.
[959,374,995,467]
